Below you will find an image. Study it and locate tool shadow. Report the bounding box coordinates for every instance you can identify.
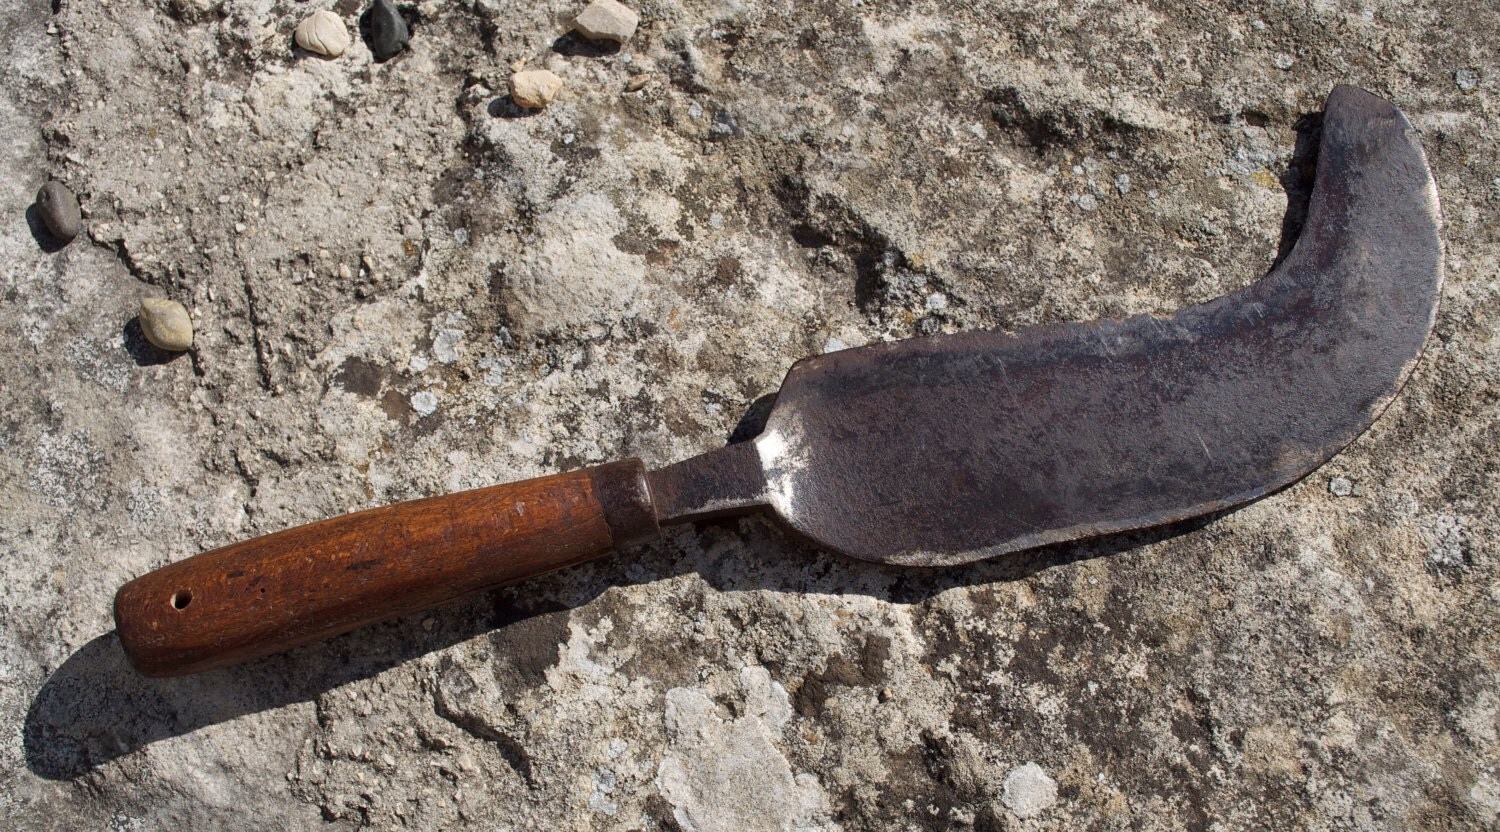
[22,508,1220,781]
[22,107,1326,784]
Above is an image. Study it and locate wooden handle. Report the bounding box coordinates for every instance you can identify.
[114,459,659,676]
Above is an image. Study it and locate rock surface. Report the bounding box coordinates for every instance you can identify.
[294,10,352,59]
[2,0,1497,830]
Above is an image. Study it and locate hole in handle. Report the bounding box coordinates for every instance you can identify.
[170,589,193,610]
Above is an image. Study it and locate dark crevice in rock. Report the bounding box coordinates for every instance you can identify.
[986,85,1144,154]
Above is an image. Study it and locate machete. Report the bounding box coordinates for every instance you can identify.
[115,85,1443,676]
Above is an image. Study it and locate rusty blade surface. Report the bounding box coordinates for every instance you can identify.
[648,85,1443,566]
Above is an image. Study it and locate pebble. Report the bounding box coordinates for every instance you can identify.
[508,69,563,109]
[35,181,81,242]
[138,298,193,351]
[1455,67,1479,92]
[572,0,638,43]
[294,10,351,58]
[625,73,651,92]
[368,0,409,62]
[1329,476,1354,497]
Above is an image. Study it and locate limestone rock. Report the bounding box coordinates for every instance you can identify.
[508,69,563,109]
[572,0,639,43]
[138,298,193,351]
[294,11,351,58]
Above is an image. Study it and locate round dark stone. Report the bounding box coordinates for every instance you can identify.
[35,181,81,243]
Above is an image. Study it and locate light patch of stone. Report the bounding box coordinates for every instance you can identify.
[656,669,828,832]
[410,390,438,416]
[1427,512,1472,573]
[511,192,649,331]
[1002,762,1058,819]
[432,314,464,364]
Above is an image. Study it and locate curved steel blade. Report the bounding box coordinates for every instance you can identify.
[735,85,1443,565]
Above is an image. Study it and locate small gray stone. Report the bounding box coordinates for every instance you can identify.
[1329,476,1353,497]
[1455,67,1480,91]
[368,0,409,62]
[573,0,639,43]
[35,181,81,242]
[138,298,193,351]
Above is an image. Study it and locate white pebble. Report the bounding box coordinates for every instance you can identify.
[1455,68,1479,91]
[1077,193,1098,212]
[572,0,639,43]
[1274,53,1295,70]
[925,292,947,311]
[1329,476,1353,497]
[1002,763,1058,819]
[1114,173,1131,195]
[508,70,563,109]
[294,10,351,58]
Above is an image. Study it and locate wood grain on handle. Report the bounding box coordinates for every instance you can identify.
[114,459,659,677]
